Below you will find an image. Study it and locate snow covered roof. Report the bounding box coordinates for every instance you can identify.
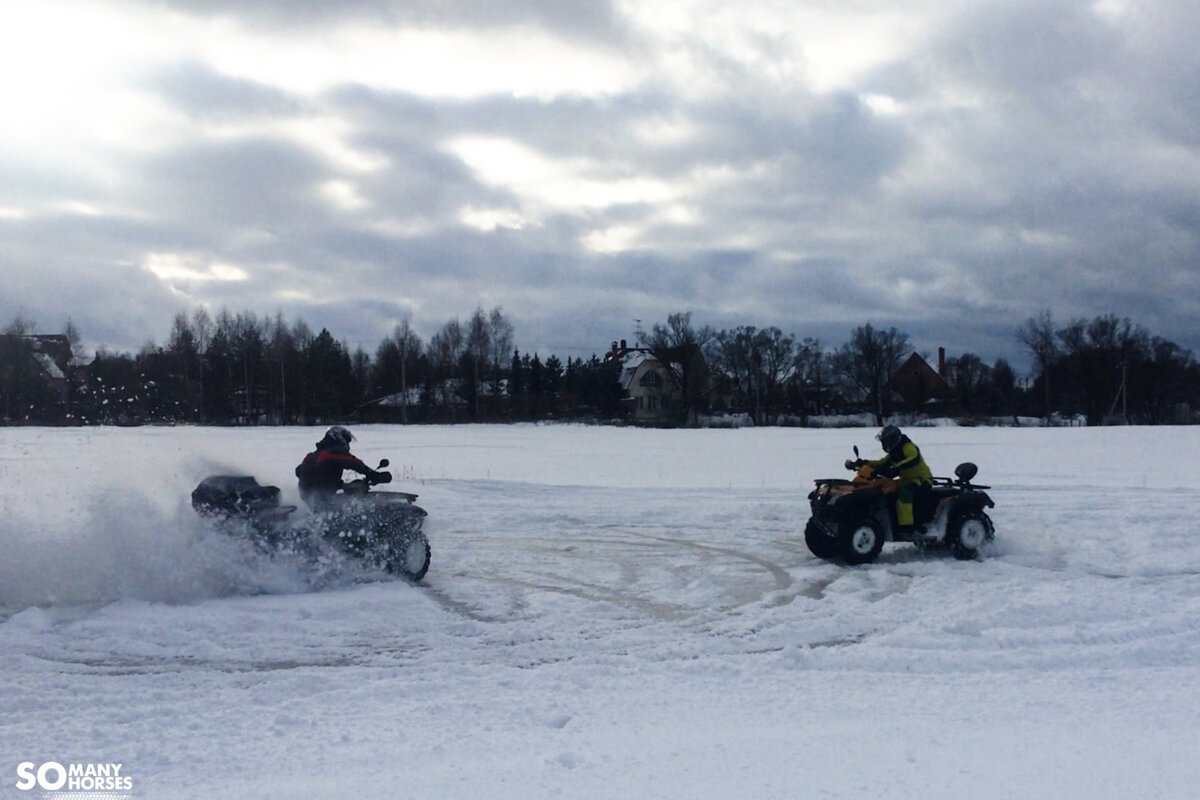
[619,352,653,391]
[370,390,420,407]
[33,352,66,381]
[3,334,72,381]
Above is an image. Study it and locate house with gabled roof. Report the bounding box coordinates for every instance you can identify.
[888,349,952,410]
[605,340,680,425]
[0,333,75,421]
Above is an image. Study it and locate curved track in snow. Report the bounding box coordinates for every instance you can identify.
[3,425,1200,799]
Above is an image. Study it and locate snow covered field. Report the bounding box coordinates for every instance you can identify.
[2,423,1199,799]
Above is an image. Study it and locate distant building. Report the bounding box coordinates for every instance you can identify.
[24,334,72,386]
[605,340,680,425]
[888,349,951,410]
[356,382,465,423]
[0,333,75,421]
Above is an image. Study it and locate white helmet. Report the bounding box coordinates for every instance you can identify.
[320,426,355,449]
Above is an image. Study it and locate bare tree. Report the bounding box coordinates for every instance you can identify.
[640,312,713,425]
[710,326,797,424]
[62,317,83,419]
[428,319,464,419]
[228,311,267,422]
[831,323,910,425]
[946,353,989,413]
[1056,314,1150,424]
[267,312,294,424]
[63,318,82,352]
[466,307,491,418]
[710,326,760,421]
[1,315,37,421]
[1017,310,1059,422]
[756,327,796,424]
[190,307,213,419]
[488,306,514,401]
[794,337,825,424]
[350,346,371,408]
[392,319,421,423]
[989,359,1019,419]
[166,311,201,418]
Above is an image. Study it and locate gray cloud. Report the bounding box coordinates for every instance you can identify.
[136,0,627,40]
[147,62,306,121]
[140,139,328,232]
[4,0,1200,372]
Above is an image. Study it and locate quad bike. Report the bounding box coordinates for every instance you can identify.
[191,459,431,581]
[804,447,995,564]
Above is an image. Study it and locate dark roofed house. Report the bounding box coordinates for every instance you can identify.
[889,349,951,410]
[0,333,75,422]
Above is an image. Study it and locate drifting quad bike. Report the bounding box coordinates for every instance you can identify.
[191,458,432,581]
[804,447,995,564]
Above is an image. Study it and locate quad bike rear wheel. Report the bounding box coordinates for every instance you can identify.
[948,510,994,560]
[839,515,884,565]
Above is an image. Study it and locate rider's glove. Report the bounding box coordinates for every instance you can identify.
[844,459,857,470]
[373,470,393,484]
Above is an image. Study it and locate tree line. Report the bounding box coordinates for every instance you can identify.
[647,310,1199,426]
[2,307,1198,426]
[1016,311,1199,425]
[0,307,622,426]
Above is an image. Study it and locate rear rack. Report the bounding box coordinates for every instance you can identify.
[931,475,990,490]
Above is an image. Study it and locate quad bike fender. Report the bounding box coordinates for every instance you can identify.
[920,492,991,545]
[931,489,998,537]
[805,515,836,540]
[943,491,995,526]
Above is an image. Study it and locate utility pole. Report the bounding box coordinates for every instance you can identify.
[1105,360,1128,424]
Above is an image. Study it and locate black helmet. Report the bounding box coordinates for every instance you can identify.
[876,424,902,451]
[318,425,355,450]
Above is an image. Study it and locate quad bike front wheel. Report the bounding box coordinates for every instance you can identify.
[948,510,994,560]
[839,515,884,565]
[387,533,432,581]
[805,518,838,560]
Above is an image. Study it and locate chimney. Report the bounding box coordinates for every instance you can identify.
[938,347,946,376]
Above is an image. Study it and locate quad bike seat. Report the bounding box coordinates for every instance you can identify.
[192,475,282,517]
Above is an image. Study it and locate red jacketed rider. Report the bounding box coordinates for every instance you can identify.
[295,426,387,509]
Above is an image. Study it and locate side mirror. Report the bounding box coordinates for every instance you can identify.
[954,463,978,483]
[377,458,390,469]
[853,446,859,458]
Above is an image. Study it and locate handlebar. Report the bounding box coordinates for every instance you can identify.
[341,459,393,494]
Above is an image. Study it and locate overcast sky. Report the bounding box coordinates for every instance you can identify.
[2,0,1198,371]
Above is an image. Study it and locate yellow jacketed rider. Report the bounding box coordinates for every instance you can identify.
[858,425,933,530]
